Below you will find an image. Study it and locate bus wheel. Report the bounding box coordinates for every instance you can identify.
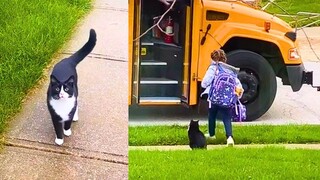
[227,50,277,121]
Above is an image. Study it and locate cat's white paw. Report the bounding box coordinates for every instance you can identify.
[63,129,72,136]
[72,117,78,122]
[55,138,64,146]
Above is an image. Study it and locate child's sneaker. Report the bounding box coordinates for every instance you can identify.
[227,136,234,146]
[205,133,216,139]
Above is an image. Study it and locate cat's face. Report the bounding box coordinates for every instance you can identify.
[50,76,74,100]
[188,119,199,132]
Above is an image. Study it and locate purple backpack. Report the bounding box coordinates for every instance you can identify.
[208,64,237,108]
[231,100,247,122]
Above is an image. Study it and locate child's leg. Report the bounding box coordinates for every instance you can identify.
[221,107,232,137]
[208,104,218,136]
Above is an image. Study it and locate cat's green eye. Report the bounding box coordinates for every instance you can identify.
[65,88,69,91]
[55,87,60,91]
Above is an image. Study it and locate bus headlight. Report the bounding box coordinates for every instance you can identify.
[289,48,300,60]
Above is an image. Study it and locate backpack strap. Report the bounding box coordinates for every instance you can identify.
[217,63,224,73]
[214,63,219,76]
[212,63,226,86]
[208,63,221,108]
[212,63,221,83]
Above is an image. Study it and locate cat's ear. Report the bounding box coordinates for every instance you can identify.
[50,75,58,84]
[66,76,74,83]
[66,76,74,87]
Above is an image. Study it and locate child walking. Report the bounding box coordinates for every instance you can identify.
[201,49,243,146]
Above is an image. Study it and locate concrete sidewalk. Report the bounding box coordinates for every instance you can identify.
[0,0,128,179]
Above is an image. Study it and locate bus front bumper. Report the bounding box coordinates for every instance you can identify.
[287,63,320,92]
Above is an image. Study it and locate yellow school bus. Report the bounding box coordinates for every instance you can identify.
[128,0,318,121]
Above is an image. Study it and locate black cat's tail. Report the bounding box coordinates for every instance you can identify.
[69,29,97,66]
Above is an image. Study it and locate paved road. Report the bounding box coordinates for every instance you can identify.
[129,27,320,126]
[0,0,128,179]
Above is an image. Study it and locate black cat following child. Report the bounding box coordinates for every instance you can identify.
[47,29,97,145]
[188,119,207,150]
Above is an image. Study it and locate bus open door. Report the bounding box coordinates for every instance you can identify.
[129,0,194,106]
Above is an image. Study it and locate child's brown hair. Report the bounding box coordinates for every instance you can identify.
[211,49,227,63]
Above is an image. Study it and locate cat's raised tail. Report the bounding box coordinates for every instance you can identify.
[69,29,97,66]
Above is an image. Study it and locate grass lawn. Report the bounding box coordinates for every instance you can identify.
[129,124,320,146]
[129,147,320,179]
[0,0,92,134]
[261,0,320,27]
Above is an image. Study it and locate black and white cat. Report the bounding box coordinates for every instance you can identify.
[47,29,96,145]
[188,119,207,150]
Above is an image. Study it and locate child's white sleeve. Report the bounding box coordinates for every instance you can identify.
[201,65,216,88]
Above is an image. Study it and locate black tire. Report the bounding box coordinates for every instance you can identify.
[227,50,277,121]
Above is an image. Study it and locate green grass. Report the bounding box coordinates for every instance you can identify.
[129,147,320,179]
[261,0,320,27]
[0,0,92,134]
[129,124,320,146]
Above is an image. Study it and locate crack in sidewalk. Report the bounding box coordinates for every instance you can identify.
[61,52,127,62]
[94,6,128,12]
[4,137,128,166]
